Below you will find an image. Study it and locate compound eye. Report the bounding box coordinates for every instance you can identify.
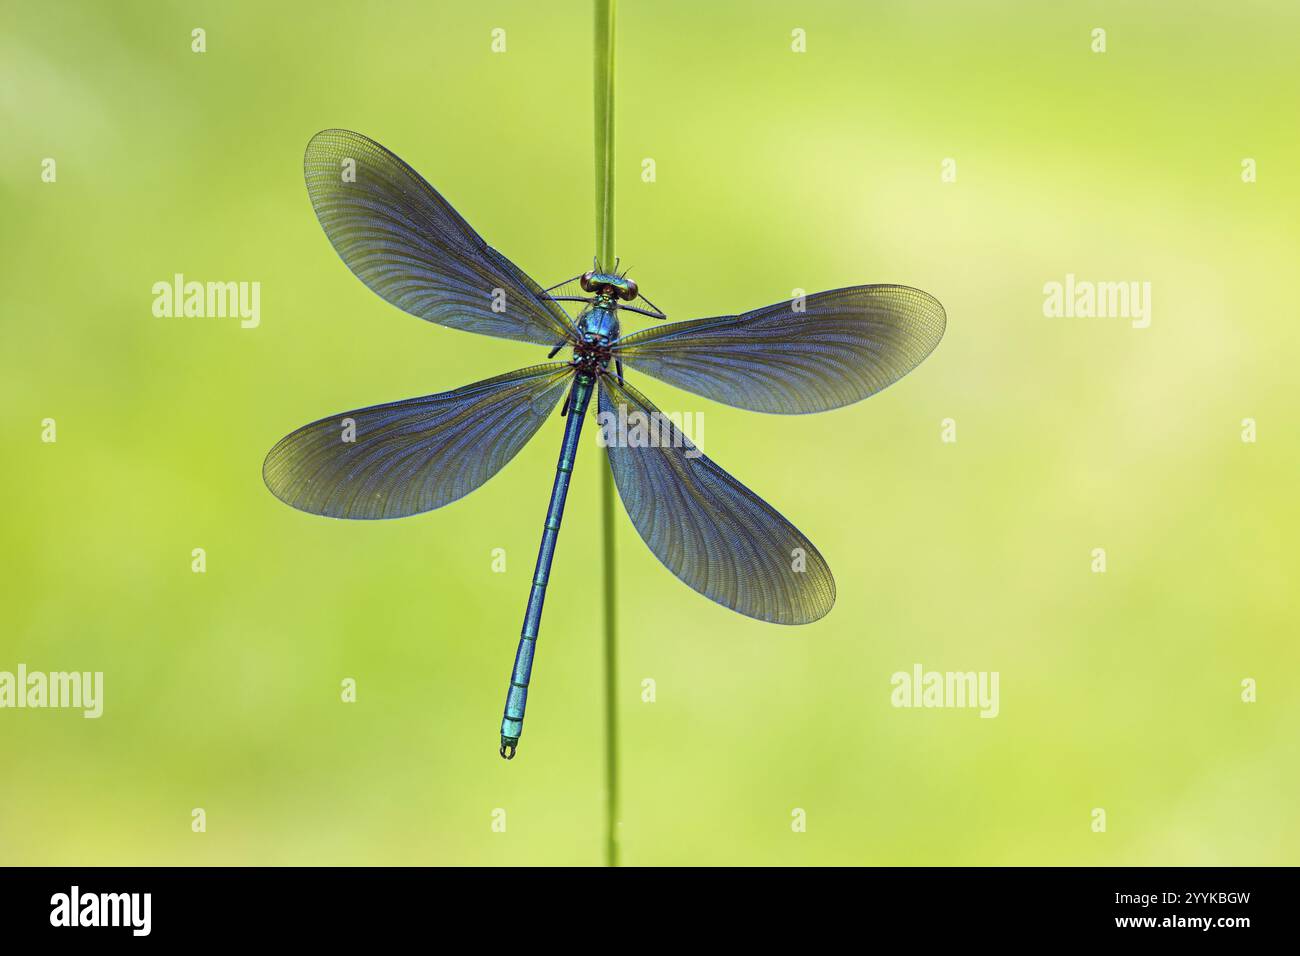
[579,271,595,292]
[621,279,639,301]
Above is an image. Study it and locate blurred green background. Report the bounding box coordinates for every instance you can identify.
[2,0,1297,865]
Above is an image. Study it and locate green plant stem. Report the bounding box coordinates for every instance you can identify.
[594,0,619,869]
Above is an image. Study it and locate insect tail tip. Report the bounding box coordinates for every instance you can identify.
[499,738,518,760]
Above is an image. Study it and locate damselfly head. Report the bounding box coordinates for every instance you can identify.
[581,270,639,301]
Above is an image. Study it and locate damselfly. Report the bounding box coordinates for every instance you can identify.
[263,130,946,759]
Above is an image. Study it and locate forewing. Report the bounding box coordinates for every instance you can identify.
[598,376,834,624]
[615,285,944,413]
[304,129,575,346]
[264,364,573,519]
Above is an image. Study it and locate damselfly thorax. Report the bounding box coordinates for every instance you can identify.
[573,297,619,374]
[547,268,666,384]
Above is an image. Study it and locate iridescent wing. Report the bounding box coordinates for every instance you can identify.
[613,285,944,414]
[598,376,834,624]
[264,364,573,519]
[304,129,576,346]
